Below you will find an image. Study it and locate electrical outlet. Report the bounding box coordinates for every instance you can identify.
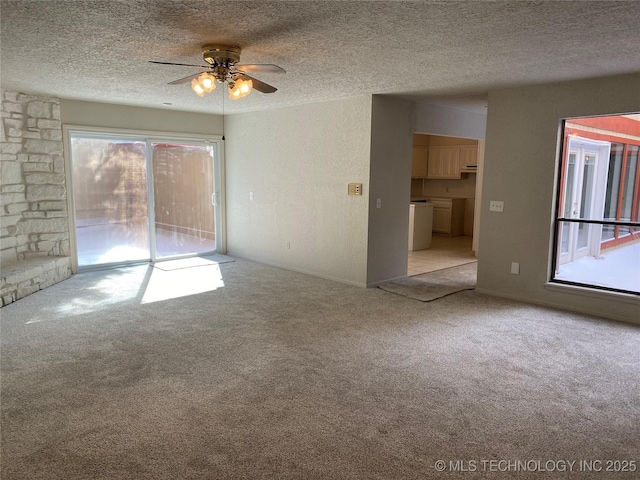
[489,200,504,212]
[376,198,382,208]
[249,191,254,200]
[511,262,520,275]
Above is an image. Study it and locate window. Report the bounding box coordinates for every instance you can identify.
[552,114,640,294]
[67,129,223,270]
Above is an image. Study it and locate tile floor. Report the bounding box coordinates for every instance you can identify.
[408,235,477,276]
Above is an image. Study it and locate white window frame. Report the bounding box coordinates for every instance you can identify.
[550,120,639,296]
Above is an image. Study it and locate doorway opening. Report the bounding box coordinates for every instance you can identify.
[408,133,479,276]
[66,129,223,271]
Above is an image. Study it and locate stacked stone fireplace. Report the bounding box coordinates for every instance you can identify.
[1,90,71,306]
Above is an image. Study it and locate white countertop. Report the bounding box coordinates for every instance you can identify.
[411,196,466,202]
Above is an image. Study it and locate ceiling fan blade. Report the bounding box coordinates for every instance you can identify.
[234,64,286,74]
[149,60,210,68]
[236,73,277,94]
[168,72,207,85]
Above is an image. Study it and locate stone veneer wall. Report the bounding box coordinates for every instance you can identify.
[1,90,71,305]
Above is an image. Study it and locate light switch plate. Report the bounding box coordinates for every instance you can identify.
[348,183,363,195]
[489,200,504,212]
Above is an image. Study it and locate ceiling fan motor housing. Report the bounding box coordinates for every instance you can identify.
[202,44,241,66]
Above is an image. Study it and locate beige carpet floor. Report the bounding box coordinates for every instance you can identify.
[1,258,639,479]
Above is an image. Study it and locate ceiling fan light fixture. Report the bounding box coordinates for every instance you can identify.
[154,44,282,100]
[240,79,252,94]
[200,73,216,93]
[191,73,216,96]
[191,78,205,97]
[229,78,253,100]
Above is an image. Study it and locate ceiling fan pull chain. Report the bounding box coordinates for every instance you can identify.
[222,88,225,141]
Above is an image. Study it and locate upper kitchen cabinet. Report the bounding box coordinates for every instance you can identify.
[427,146,461,179]
[412,134,478,179]
[459,145,478,173]
[411,146,429,178]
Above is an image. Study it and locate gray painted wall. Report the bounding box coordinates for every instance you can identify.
[225,96,373,286]
[366,96,414,285]
[415,102,487,140]
[478,72,640,324]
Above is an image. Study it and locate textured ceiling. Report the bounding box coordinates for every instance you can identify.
[1,1,639,115]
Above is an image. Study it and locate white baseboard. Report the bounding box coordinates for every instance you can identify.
[227,252,368,288]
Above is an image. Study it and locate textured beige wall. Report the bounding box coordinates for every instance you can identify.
[366,96,414,285]
[478,73,640,324]
[60,99,223,135]
[225,97,373,286]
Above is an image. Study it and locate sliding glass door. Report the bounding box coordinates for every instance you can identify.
[69,131,221,269]
[150,142,216,259]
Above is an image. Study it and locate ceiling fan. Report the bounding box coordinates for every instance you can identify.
[150,44,285,100]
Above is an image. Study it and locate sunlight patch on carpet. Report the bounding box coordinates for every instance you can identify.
[142,264,225,304]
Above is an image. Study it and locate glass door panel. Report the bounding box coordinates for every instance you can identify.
[577,154,596,249]
[602,144,623,241]
[560,154,576,255]
[150,142,216,259]
[71,136,150,267]
[620,145,638,236]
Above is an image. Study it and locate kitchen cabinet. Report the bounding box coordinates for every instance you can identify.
[459,145,478,173]
[427,147,461,179]
[429,198,466,236]
[411,146,428,178]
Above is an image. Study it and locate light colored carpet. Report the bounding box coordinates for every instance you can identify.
[153,253,235,271]
[380,262,477,301]
[1,258,639,479]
